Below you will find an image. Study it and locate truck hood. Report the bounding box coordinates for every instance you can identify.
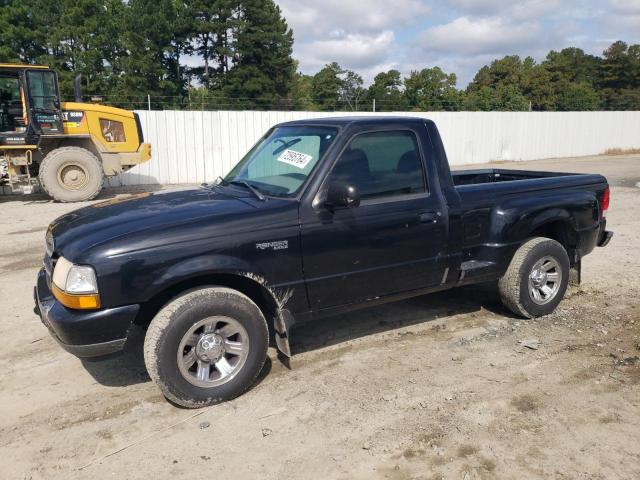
[49,187,268,260]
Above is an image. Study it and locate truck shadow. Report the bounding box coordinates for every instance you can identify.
[79,282,512,388]
[288,282,510,356]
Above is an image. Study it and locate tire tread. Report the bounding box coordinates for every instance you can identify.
[144,286,268,408]
[498,237,564,318]
[39,146,104,202]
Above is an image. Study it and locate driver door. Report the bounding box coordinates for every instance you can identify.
[300,128,447,310]
[25,69,63,134]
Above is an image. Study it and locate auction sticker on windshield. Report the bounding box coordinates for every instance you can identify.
[277,149,313,169]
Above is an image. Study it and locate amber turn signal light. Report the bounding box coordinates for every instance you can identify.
[52,283,101,310]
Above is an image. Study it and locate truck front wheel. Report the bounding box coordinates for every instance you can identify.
[498,237,570,318]
[144,287,269,408]
[39,147,104,202]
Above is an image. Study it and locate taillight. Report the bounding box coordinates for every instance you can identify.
[601,187,610,218]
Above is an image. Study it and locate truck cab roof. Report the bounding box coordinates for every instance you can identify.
[276,116,433,128]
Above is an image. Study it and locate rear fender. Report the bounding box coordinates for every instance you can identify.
[490,190,598,245]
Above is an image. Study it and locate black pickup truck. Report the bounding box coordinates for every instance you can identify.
[35,117,613,407]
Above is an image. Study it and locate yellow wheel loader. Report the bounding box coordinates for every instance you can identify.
[0,63,151,202]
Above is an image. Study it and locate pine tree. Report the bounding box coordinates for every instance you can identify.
[114,0,186,109]
[0,0,48,63]
[223,0,295,108]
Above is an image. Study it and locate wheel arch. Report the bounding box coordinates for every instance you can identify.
[528,218,578,263]
[38,136,103,159]
[494,190,598,254]
[133,271,288,339]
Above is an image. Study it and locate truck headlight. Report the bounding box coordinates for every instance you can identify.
[51,257,100,309]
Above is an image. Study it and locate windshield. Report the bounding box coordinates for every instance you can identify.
[223,126,338,197]
[27,70,59,111]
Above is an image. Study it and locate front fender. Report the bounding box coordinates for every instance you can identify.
[142,253,271,303]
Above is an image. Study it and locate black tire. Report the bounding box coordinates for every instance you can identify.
[38,146,104,202]
[498,237,570,318]
[144,287,269,408]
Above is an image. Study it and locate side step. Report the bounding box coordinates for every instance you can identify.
[458,260,495,283]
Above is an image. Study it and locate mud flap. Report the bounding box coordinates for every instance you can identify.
[273,308,295,358]
[569,258,581,286]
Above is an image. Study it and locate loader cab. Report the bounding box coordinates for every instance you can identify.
[0,65,63,145]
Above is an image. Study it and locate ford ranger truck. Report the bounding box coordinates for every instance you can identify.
[35,117,613,407]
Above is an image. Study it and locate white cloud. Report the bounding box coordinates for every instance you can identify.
[417,16,541,56]
[279,0,429,37]
[295,31,396,79]
[447,0,562,19]
[273,0,640,87]
[609,0,640,14]
[600,1,640,39]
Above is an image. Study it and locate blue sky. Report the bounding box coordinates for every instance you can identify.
[276,0,640,86]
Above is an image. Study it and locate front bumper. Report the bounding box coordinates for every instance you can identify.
[34,268,140,358]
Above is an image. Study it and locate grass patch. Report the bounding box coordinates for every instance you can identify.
[603,148,640,155]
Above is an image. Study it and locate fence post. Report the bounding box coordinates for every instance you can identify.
[147,94,151,111]
[373,98,376,112]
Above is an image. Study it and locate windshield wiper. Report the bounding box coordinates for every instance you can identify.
[229,180,266,201]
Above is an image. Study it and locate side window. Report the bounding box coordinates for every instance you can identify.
[100,119,126,142]
[329,130,426,200]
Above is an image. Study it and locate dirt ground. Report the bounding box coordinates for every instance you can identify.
[1,154,639,480]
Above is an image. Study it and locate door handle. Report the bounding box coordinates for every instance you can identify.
[419,212,438,223]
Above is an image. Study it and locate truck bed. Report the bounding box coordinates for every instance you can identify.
[451,168,576,186]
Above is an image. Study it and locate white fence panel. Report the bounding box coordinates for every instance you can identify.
[105,110,640,186]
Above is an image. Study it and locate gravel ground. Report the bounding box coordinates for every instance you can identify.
[1,154,639,480]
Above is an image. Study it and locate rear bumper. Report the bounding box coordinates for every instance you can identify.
[598,229,613,247]
[34,268,139,358]
[113,142,152,170]
[137,142,151,161]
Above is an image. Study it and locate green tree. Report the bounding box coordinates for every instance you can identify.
[113,0,185,109]
[496,85,529,111]
[311,62,343,110]
[365,70,406,111]
[223,0,295,108]
[339,70,364,110]
[43,0,127,99]
[189,0,233,88]
[521,64,556,110]
[467,55,527,92]
[543,47,600,85]
[464,86,497,111]
[600,41,629,90]
[598,41,640,109]
[404,67,460,111]
[288,71,317,110]
[556,82,600,111]
[0,0,48,63]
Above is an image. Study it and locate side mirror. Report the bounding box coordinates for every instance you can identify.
[325,181,360,210]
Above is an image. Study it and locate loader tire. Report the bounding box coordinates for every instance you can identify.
[39,147,104,202]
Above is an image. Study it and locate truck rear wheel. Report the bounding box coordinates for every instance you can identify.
[144,287,269,408]
[39,146,104,202]
[498,237,570,318]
